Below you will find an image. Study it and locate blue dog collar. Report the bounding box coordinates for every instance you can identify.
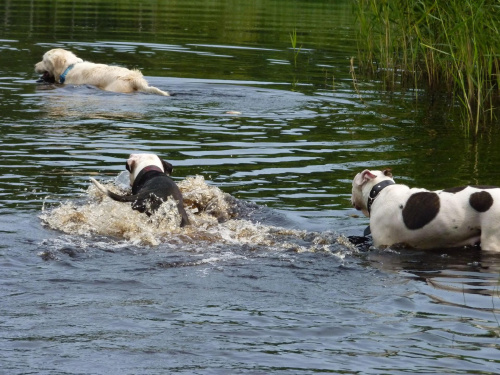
[59,64,75,84]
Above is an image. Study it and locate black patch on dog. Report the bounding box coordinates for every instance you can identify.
[402,192,440,230]
[469,191,493,212]
[131,170,189,226]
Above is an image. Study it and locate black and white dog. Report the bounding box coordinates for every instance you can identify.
[91,154,189,227]
[351,169,500,251]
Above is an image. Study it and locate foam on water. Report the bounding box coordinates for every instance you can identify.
[40,175,356,255]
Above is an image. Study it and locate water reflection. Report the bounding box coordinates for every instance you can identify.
[368,247,500,309]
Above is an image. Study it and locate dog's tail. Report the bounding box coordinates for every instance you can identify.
[128,69,170,96]
[138,84,170,96]
[90,178,139,202]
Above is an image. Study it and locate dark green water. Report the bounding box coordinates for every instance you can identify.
[1,1,500,374]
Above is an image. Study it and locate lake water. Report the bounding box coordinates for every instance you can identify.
[1,0,500,374]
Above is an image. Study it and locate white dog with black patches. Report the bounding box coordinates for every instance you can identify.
[35,48,170,96]
[351,169,500,251]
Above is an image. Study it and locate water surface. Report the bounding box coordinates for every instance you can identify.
[1,1,500,374]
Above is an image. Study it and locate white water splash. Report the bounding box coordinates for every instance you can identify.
[40,175,356,255]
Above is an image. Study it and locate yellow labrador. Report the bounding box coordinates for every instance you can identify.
[35,48,169,96]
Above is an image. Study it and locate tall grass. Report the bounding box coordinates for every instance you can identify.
[289,28,302,67]
[355,0,500,134]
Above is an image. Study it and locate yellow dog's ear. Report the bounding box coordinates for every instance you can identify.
[56,57,67,72]
[45,54,67,78]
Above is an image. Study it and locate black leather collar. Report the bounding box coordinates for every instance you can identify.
[367,180,395,214]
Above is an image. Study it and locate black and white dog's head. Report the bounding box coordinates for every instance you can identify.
[351,169,394,217]
[125,153,173,186]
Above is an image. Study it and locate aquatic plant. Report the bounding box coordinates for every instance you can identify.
[289,28,302,67]
[354,0,500,134]
[350,57,364,103]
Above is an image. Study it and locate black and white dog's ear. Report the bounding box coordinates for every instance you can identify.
[160,158,173,175]
[126,161,132,172]
[354,169,376,187]
[383,168,393,177]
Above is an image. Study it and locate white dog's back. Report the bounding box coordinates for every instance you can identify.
[351,169,500,251]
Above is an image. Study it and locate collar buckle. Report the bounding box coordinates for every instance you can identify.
[367,180,395,214]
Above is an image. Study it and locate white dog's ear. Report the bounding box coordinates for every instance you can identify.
[383,168,392,177]
[160,158,173,175]
[126,159,135,173]
[354,169,377,186]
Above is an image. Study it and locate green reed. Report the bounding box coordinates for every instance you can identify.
[355,0,500,134]
[289,28,302,67]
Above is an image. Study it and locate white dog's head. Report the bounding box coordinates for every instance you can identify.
[351,169,393,216]
[35,48,83,82]
[125,154,173,186]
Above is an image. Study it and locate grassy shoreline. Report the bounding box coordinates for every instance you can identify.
[354,0,500,134]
